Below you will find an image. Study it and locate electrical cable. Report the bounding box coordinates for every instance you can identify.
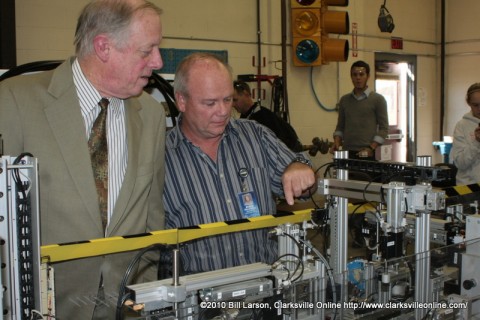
[278,232,306,282]
[289,258,305,283]
[115,243,166,320]
[364,210,381,251]
[308,188,321,209]
[271,253,302,282]
[315,161,335,176]
[145,73,178,127]
[299,239,338,320]
[348,202,368,240]
[323,163,336,178]
[281,230,302,253]
[12,153,33,198]
[30,310,43,320]
[309,67,337,112]
[0,61,62,82]
[271,77,287,121]
[12,153,38,319]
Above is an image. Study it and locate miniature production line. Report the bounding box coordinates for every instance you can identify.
[1,152,480,319]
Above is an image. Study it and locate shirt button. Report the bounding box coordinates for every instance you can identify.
[226,199,231,203]
[220,173,224,178]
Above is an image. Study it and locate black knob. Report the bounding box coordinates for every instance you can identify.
[463,279,476,290]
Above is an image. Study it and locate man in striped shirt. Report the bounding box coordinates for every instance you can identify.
[164,53,316,274]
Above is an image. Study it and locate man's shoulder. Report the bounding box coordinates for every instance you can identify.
[340,91,353,99]
[165,123,183,149]
[233,117,261,128]
[369,91,383,98]
[9,59,75,99]
[0,62,70,107]
[136,91,164,107]
[130,92,165,121]
[0,67,55,92]
[339,92,355,103]
[258,106,275,114]
[234,117,273,134]
[251,107,285,123]
[229,118,275,142]
[369,91,387,101]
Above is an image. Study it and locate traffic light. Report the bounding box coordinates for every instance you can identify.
[290,0,349,67]
[291,0,322,67]
[321,0,349,63]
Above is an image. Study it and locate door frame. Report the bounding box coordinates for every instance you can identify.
[375,52,417,162]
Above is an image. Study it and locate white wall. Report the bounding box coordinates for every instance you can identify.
[15,0,471,166]
[445,0,480,136]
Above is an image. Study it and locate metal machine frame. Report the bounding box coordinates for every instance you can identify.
[0,155,47,320]
[2,151,479,320]
[124,151,480,319]
[126,222,331,320]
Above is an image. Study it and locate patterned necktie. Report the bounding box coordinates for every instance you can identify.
[88,98,109,232]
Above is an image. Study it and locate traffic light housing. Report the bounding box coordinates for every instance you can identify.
[291,0,349,66]
[291,0,322,66]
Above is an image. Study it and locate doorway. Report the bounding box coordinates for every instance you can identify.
[375,53,417,162]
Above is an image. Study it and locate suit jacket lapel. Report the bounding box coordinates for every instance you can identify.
[107,98,142,234]
[44,59,103,232]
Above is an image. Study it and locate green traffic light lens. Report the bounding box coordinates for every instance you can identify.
[296,39,320,64]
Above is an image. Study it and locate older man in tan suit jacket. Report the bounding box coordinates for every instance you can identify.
[0,1,165,319]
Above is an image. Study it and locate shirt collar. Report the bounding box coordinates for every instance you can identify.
[73,58,123,115]
[241,102,260,119]
[351,87,371,101]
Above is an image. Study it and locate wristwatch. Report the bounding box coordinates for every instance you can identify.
[291,156,312,167]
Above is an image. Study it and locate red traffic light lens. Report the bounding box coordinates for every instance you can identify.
[295,0,316,5]
[295,39,320,64]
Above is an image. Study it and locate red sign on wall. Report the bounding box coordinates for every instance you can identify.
[391,37,403,50]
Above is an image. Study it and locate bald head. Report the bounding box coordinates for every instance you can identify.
[174,53,232,99]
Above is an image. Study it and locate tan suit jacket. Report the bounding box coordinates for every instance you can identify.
[0,58,165,319]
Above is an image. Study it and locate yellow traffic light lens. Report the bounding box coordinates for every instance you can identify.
[294,11,319,36]
[295,39,320,64]
[295,0,316,5]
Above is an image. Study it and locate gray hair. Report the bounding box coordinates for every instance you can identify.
[174,52,233,98]
[74,0,162,59]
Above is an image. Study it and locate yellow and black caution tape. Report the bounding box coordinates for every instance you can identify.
[442,183,480,206]
[442,183,480,198]
[41,209,312,263]
[45,192,450,264]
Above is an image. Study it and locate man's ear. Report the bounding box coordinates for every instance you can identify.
[93,34,111,62]
[175,92,186,113]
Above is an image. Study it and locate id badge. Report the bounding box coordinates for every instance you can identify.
[238,191,260,218]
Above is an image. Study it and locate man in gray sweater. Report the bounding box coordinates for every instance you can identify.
[331,60,389,248]
[332,60,389,160]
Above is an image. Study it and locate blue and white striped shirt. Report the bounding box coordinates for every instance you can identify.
[164,117,298,273]
[72,59,128,231]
